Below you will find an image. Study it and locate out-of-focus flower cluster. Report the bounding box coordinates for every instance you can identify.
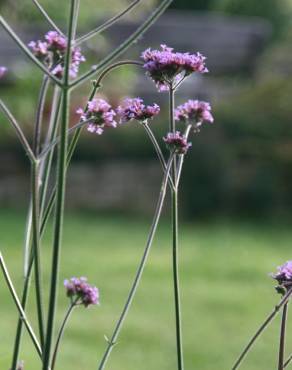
[29,31,85,78]
[64,277,99,307]
[141,44,208,91]
[164,131,192,154]
[175,100,214,128]
[117,97,160,123]
[77,98,117,135]
[0,66,7,79]
[271,261,292,291]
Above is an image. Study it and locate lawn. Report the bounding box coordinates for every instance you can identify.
[0,209,291,370]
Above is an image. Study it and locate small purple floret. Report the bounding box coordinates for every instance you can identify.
[64,277,99,307]
[271,261,292,287]
[29,31,85,78]
[175,100,214,127]
[163,131,192,154]
[141,44,208,91]
[117,97,160,123]
[0,66,7,79]
[76,98,117,135]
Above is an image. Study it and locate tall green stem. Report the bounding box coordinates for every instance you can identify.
[278,303,289,370]
[97,153,174,370]
[42,2,76,368]
[10,87,62,370]
[169,86,184,370]
[32,160,45,348]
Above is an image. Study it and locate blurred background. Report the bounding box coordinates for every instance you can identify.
[1,0,292,219]
[1,1,292,370]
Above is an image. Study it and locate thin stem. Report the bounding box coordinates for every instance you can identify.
[31,161,45,348]
[32,0,64,36]
[23,201,32,277]
[142,122,175,191]
[278,303,289,370]
[169,86,184,370]
[0,16,62,86]
[33,76,50,155]
[72,0,80,40]
[70,0,174,89]
[0,99,36,163]
[97,153,175,370]
[10,257,33,370]
[176,124,192,189]
[39,119,91,160]
[0,252,42,358]
[43,1,75,368]
[51,302,77,370]
[94,60,142,88]
[75,0,142,46]
[284,354,292,368]
[10,87,62,370]
[39,87,62,218]
[231,290,292,370]
[23,76,52,276]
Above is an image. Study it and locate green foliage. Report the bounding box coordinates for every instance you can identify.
[186,77,292,217]
[170,0,291,36]
[212,0,290,36]
[0,0,157,28]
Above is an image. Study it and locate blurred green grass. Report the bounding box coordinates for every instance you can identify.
[0,209,292,370]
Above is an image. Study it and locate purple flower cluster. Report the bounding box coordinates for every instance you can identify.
[29,31,85,78]
[77,98,117,135]
[163,131,192,154]
[175,100,214,127]
[0,66,7,79]
[141,44,208,91]
[271,261,292,287]
[117,98,160,123]
[64,277,99,307]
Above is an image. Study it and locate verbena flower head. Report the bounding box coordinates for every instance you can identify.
[141,44,208,91]
[29,31,85,78]
[117,97,160,123]
[0,66,7,78]
[163,131,192,154]
[64,277,99,307]
[175,100,214,128]
[76,98,117,135]
[271,261,292,288]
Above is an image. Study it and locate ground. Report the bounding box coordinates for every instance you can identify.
[0,209,291,370]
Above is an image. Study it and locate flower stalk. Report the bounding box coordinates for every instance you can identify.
[97,152,175,370]
[51,301,77,370]
[42,1,76,368]
[169,85,184,370]
[231,289,292,370]
[278,303,289,370]
[0,252,42,358]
